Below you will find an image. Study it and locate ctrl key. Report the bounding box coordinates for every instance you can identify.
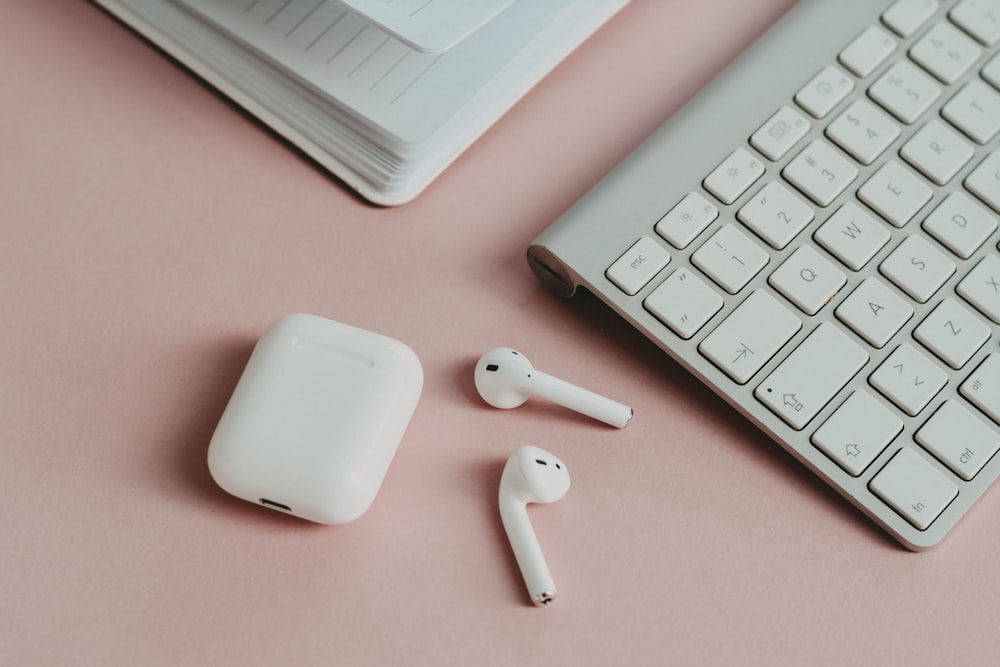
[869,447,958,531]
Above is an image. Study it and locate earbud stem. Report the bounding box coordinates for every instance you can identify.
[499,497,557,606]
[531,371,633,428]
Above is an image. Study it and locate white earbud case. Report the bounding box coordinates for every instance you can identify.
[208,314,423,524]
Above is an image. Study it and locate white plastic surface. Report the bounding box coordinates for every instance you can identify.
[474,347,633,428]
[208,314,423,524]
[499,446,570,606]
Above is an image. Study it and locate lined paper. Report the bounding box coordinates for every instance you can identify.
[177,0,569,143]
[335,0,516,52]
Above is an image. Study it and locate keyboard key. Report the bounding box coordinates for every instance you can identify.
[916,400,1000,480]
[606,236,670,296]
[768,245,846,315]
[870,343,948,416]
[783,139,858,207]
[839,25,898,77]
[692,224,769,294]
[869,446,958,530]
[942,80,1000,144]
[644,267,723,340]
[754,322,870,430]
[869,60,942,124]
[956,254,1000,322]
[698,290,801,384]
[812,389,903,476]
[910,20,982,84]
[835,277,914,348]
[984,52,1000,88]
[655,192,719,249]
[900,119,975,185]
[737,181,814,249]
[922,191,998,259]
[858,160,932,227]
[961,354,1000,423]
[750,106,811,161]
[913,297,990,369]
[703,148,766,205]
[965,151,1000,213]
[879,234,956,302]
[826,99,900,165]
[795,65,854,119]
[882,0,939,38]
[950,0,1000,46]
[813,202,891,270]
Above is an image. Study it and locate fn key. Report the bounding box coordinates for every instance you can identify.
[869,447,958,531]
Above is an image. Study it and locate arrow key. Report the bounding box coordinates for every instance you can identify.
[812,389,903,476]
[870,343,948,417]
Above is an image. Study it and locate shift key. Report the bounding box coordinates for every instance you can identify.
[754,322,869,430]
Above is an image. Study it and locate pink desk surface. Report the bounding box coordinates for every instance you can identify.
[4,1,1000,664]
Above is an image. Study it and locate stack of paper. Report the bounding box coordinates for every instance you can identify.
[94,0,630,205]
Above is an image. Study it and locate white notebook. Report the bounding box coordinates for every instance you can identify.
[94,0,629,205]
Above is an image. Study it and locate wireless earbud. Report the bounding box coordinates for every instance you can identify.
[499,445,571,606]
[475,347,633,428]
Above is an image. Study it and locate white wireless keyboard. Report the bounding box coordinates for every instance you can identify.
[529,0,1000,550]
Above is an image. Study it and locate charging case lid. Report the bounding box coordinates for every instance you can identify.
[207,314,423,524]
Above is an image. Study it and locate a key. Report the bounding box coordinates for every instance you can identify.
[704,148,766,205]
[698,290,801,384]
[909,21,982,84]
[921,191,998,259]
[754,322,869,430]
[869,446,958,530]
[950,0,1000,46]
[606,236,670,296]
[961,354,1000,423]
[813,202,891,270]
[913,297,990,369]
[984,52,1000,88]
[965,151,1000,213]
[835,277,914,348]
[750,106,811,161]
[838,25,897,77]
[768,246,846,315]
[882,0,939,38]
[795,65,854,119]
[869,343,948,416]
[655,192,719,249]
[880,234,956,303]
[737,181,814,249]
[869,60,941,124]
[691,224,769,294]
[783,139,858,207]
[812,389,903,476]
[916,400,1000,480]
[826,99,900,165]
[644,267,724,340]
[942,80,1000,144]
[900,119,974,185]
[956,254,1000,323]
[858,160,932,227]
